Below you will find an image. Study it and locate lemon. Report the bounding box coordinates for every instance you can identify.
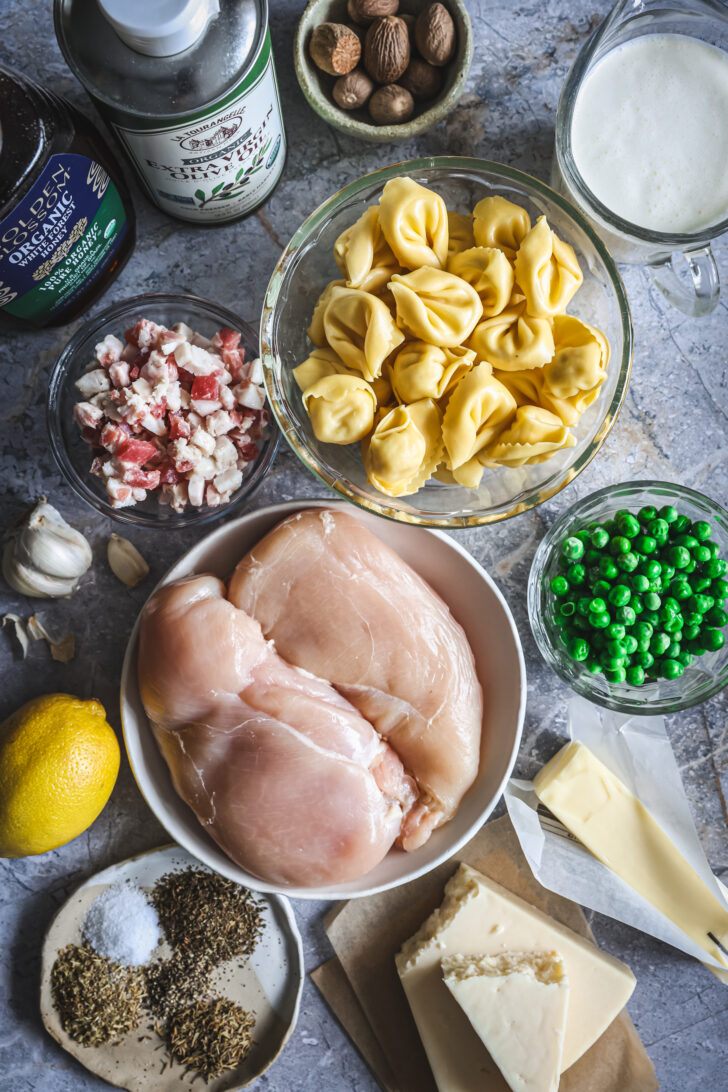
[0,693,120,857]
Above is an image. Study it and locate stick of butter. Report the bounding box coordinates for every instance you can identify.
[395,863,635,1092]
[533,741,728,972]
[442,951,569,1092]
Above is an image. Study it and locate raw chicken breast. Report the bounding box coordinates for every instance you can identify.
[229,508,483,850]
[138,575,417,887]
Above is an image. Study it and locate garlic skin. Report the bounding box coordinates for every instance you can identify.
[107,534,149,588]
[3,499,92,599]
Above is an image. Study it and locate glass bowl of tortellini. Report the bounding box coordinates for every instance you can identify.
[260,157,632,527]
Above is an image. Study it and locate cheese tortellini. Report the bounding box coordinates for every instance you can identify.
[390,268,483,347]
[448,246,514,317]
[296,179,610,498]
[379,177,449,270]
[323,286,404,382]
[303,374,377,445]
[363,399,443,497]
[515,216,584,317]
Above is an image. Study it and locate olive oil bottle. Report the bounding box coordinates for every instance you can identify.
[0,66,135,330]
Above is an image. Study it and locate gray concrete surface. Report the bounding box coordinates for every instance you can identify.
[1,2,727,1090]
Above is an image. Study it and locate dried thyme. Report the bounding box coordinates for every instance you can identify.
[50,944,145,1046]
[166,998,255,1080]
[144,952,213,1022]
[151,868,264,966]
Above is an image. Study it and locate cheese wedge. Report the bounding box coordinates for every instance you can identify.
[442,951,569,1092]
[396,863,635,1092]
[534,741,728,972]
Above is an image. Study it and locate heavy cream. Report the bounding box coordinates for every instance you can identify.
[570,33,728,234]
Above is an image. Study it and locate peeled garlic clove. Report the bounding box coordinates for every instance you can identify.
[27,614,76,663]
[2,613,30,658]
[15,500,93,579]
[2,541,79,599]
[108,534,149,588]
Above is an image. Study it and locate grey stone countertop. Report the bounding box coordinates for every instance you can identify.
[1,1,727,1090]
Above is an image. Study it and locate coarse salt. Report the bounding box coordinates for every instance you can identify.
[83,880,161,967]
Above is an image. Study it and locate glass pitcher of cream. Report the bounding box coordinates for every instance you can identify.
[553,0,728,317]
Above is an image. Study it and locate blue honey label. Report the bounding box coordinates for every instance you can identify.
[0,153,129,321]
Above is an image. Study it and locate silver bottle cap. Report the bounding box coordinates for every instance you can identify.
[97,0,220,57]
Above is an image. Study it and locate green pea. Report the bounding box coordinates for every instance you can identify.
[650,632,671,655]
[606,623,626,640]
[604,655,626,670]
[633,621,654,640]
[550,576,570,596]
[617,513,641,538]
[639,505,658,523]
[606,638,627,656]
[677,650,694,668]
[636,636,651,653]
[631,573,650,593]
[585,659,602,674]
[683,557,697,574]
[708,541,721,558]
[672,514,691,534]
[632,599,644,615]
[599,556,619,579]
[575,528,592,543]
[623,635,638,654]
[683,623,700,641]
[591,579,612,599]
[617,553,639,572]
[559,601,576,618]
[688,594,713,615]
[609,535,631,556]
[584,548,602,565]
[664,614,683,634]
[604,665,627,684]
[684,611,704,629]
[589,597,607,614]
[669,578,692,600]
[608,584,631,607]
[633,650,654,669]
[693,545,712,564]
[660,562,676,580]
[666,545,690,569]
[573,614,591,632]
[658,505,678,523]
[561,536,585,561]
[626,665,645,686]
[566,563,586,586]
[704,558,728,579]
[665,640,682,659]
[569,636,590,661]
[690,575,712,594]
[710,578,728,600]
[648,577,663,594]
[644,592,661,612]
[589,611,610,629]
[576,596,592,616]
[706,606,728,627]
[590,526,610,549]
[673,534,698,550]
[642,611,660,627]
[692,520,712,541]
[640,559,662,579]
[647,518,669,544]
[703,628,725,652]
[634,534,657,554]
[661,658,683,679]
[687,640,707,656]
[616,605,637,626]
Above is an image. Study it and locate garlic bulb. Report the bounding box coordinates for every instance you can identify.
[2,499,92,599]
[107,534,149,588]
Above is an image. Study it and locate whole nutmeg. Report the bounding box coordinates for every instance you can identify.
[369,83,414,125]
[364,15,410,84]
[333,68,375,110]
[347,0,399,26]
[310,22,361,76]
[415,2,456,66]
[400,57,443,100]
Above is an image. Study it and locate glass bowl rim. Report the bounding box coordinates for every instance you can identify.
[46,290,280,529]
[260,155,634,529]
[528,478,728,714]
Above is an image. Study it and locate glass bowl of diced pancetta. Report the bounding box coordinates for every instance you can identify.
[47,293,279,527]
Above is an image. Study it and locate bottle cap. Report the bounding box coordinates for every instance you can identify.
[97,0,220,57]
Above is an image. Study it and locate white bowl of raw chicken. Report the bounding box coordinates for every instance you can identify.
[121,501,526,899]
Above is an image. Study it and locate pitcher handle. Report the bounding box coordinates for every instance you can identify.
[647,245,720,318]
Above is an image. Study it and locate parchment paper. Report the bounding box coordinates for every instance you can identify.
[314,815,657,1092]
[504,696,728,978]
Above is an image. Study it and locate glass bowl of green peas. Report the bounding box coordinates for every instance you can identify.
[528,481,728,714]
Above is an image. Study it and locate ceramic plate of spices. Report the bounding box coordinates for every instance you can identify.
[39,844,304,1091]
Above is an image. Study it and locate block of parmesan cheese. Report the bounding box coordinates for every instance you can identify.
[442,951,569,1092]
[395,863,635,1092]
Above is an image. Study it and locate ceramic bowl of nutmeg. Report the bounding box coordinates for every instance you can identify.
[294,0,473,141]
